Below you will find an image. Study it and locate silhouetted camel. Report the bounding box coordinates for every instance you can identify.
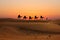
[40,16,44,20]
[34,16,38,20]
[29,16,32,20]
[18,14,22,19]
[23,16,27,20]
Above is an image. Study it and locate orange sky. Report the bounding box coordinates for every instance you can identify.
[0,0,60,19]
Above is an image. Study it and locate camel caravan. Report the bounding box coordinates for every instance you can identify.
[18,14,48,20]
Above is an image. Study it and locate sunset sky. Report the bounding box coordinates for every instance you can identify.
[0,0,60,19]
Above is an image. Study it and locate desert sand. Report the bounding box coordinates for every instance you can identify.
[0,18,60,40]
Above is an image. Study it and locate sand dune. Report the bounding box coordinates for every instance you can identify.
[0,19,60,40]
[0,22,60,33]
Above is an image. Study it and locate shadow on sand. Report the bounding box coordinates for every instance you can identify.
[17,26,60,35]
